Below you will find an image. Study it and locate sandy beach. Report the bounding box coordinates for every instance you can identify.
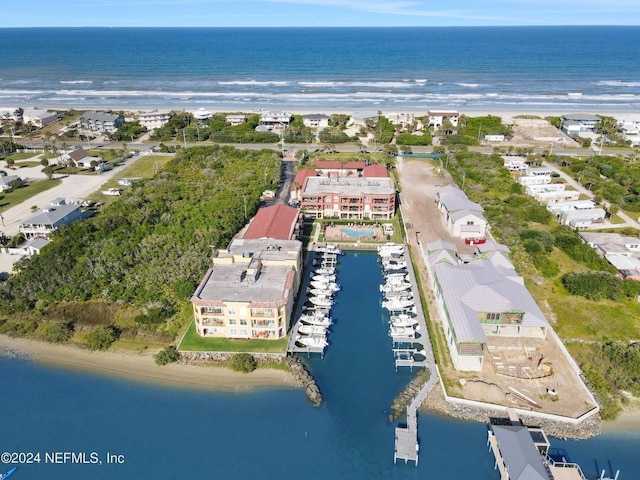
[0,335,295,392]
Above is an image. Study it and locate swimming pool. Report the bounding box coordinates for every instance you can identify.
[340,227,374,238]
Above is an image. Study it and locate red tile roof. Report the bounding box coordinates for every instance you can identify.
[243,205,300,240]
[293,169,318,188]
[313,160,367,170]
[363,165,388,178]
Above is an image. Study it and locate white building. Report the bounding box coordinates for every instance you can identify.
[386,112,415,129]
[22,108,59,128]
[435,185,486,239]
[259,111,292,130]
[502,155,528,172]
[19,199,85,239]
[518,167,552,186]
[226,114,247,126]
[193,108,212,121]
[138,111,171,129]
[428,110,459,129]
[79,112,125,133]
[302,114,330,129]
[525,184,580,205]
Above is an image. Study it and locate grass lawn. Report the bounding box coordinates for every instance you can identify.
[179,321,289,354]
[3,152,40,162]
[0,179,62,213]
[14,160,43,168]
[609,213,625,224]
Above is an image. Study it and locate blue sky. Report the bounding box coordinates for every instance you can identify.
[3,0,640,27]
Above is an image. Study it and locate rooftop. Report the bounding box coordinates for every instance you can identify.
[303,176,395,196]
[243,205,300,240]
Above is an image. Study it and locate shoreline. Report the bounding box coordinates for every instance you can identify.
[0,334,296,392]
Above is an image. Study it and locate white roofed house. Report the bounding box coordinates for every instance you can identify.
[193,108,212,121]
[435,185,486,239]
[137,111,171,129]
[0,175,22,192]
[302,114,330,129]
[560,113,601,132]
[259,111,292,131]
[518,167,552,186]
[427,110,459,131]
[19,199,85,239]
[21,107,59,129]
[426,241,549,372]
[225,114,247,126]
[79,112,125,133]
[502,155,528,172]
[348,111,380,127]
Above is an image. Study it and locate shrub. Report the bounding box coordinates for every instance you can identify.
[562,272,625,301]
[85,325,120,350]
[154,345,180,365]
[39,321,74,343]
[228,353,257,373]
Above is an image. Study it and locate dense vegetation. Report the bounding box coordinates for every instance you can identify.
[228,353,257,373]
[396,131,432,146]
[442,115,513,146]
[112,120,147,142]
[0,145,282,340]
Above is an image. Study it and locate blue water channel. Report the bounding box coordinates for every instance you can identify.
[0,252,637,479]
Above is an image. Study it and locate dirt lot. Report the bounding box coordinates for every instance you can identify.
[490,116,579,148]
[396,157,597,419]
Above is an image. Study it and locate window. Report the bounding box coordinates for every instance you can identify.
[240,329,248,336]
[229,328,237,336]
[227,307,236,315]
[229,319,237,325]
[240,319,248,326]
[466,220,474,225]
[486,313,501,321]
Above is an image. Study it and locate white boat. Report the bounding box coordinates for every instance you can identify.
[383,290,413,300]
[316,244,342,255]
[310,280,340,291]
[314,267,335,275]
[378,242,403,252]
[312,274,336,282]
[390,314,419,327]
[299,315,331,327]
[383,260,407,270]
[298,324,328,335]
[308,288,334,297]
[380,281,411,293]
[309,296,333,307]
[384,272,407,281]
[297,335,328,349]
[390,325,418,337]
[382,298,415,310]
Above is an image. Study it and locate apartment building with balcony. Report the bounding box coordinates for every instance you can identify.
[191,238,303,340]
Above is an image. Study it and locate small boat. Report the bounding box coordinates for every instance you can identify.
[299,315,331,327]
[298,324,328,335]
[310,280,340,291]
[382,298,415,310]
[312,274,336,282]
[316,244,342,255]
[308,288,334,297]
[314,267,335,275]
[0,468,16,480]
[380,281,411,293]
[390,314,419,327]
[383,260,407,270]
[297,335,328,349]
[383,290,413,300]
[309,296,333,307]
[378,242,403,252]
[384,272,407,281]
[390,325,418,337]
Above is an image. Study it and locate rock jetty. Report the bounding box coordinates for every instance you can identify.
[287,356,323,407]
[390,370,432,421]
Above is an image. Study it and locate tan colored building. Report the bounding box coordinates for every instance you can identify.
[191,238,303,340]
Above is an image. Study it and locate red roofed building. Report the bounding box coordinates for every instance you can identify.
[362,164,388,178]
[243,204,302,240]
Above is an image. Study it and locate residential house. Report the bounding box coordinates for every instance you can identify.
[502,155,528,172]
[23,237,50,256]
[137,111,171,129]
[579,232,640,280]
[19,199,85,239]
[525,184,580,205]
[0,175,21,192]
[518,167,552,186]
[21,107,58,128]
[65,147,101,169]
[386,113,415,129]
[348,112,379,127]
[302,114,330,129]
[427,110,459,130]
[191,238,303,340]
[226,114,247,126]
[560,113,601,132]
[242,204,302,241]
[427,241,549,371]
[193,108,212,121]
[557,206,606,229]
[79,112,125,133]
[435,185,486,239]
[259,111,292,131]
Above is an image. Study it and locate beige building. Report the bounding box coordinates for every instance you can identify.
[191,238,303,340]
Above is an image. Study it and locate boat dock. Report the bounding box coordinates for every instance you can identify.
[391,244,438,465]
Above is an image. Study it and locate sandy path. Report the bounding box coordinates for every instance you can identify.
[0,335,296,392]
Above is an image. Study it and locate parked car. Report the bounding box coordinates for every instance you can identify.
[465,237,487,245]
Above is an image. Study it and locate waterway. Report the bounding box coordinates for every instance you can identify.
[0,251,637,479]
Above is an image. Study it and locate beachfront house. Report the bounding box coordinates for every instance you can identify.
[560,113,601,133]
[427,110,459,131]
[435,185,486,239]
[386,112,416,129]
[348,112,379,127]
[297,166,396,220]
[302,114,330,129]
[79,112,125,133]
[259,111,292,131]
[191,238,303,340]
[21,107,59,129]
[137,111,171,129]
[426,241,549,371]
[19,198,86,239]
[226,114,247,126]
[193,108,212,121]
[579,232,640,280]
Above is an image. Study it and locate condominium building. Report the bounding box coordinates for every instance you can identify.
[137,111,171,129]
[79,112,125,133]
[191,238,303,340]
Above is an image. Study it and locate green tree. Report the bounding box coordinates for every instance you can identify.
[228,353,257,373]
[154,345,180,365]
[85,325,120,350]
[39,321,74,343]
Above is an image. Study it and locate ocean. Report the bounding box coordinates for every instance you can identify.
[0,252,638,479]
[1,26,639,113]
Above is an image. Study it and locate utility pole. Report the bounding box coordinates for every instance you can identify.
[183,129,187,149]
[243,195,247,220]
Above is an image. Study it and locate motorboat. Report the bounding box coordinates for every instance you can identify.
[308,288,334,298]
[310,280,340,291]
[312,274,336,282]
[382,298,415,310]
[390,314,419,327]
[314,267,335,275]
[299,315,332,327]
[383,290,413,300]
[384,272,407,280]
[297,335,328,349]
[383,260,407,271]
[298,324,329,335]
[390,325,418,338]
[378,242,404,253]
[309,296,333,307]
[380,281,411,293]
[316,244,342,255]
